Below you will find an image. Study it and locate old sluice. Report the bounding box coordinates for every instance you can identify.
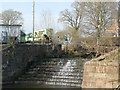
[2,44,90,87]
[15,58,89,87]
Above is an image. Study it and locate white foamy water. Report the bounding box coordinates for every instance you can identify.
[45,60,82,87]
[57,60,76,76]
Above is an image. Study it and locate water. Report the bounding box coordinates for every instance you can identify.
[12,58,89,88]
[45,58,89,87]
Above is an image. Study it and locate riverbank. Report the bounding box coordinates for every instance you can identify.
[92,47,120,62]
[82,47,120,88]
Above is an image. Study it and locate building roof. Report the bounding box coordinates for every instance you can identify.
[105,17,119,33]
[0,24,22,26]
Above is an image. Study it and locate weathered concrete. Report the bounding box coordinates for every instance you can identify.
[2,44,62,84]
[15,58,89,87]
[82,61,119,88]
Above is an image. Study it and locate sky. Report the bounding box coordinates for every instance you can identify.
[0,1,73,34]
[0,0,119,34]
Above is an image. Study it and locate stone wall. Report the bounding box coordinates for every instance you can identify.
[2,44,62,84]
[82,61,119,88]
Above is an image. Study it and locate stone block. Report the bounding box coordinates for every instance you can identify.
[94,73,107,79]
[106,74,119,81]
[84,61,90,65]
[105,82,112,88]
[90,66,96,72]
[90,61,98,66]
[96,66,106,73]
[82,60,119,88]
[106,66,119,74]
[95,80,106,88]
[86,66,93,72]
[107,62,119,67]
[112,81,119,88]
[88,73,95,77]
[82,81,87,88]
[98,62,107,66]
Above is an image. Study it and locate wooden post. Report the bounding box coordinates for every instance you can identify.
[33,0,35,44]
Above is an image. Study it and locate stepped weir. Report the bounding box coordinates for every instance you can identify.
[15,58,89,88]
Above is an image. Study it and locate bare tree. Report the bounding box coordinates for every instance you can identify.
[39,9,54,29]
[55,30,69,42]
[0,9,23,25]
[0,9,23,37]
[118,1,120,38]
[83,2,117,45]
[58,1,85,31]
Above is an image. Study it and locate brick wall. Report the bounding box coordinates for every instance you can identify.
[82,61,119,88]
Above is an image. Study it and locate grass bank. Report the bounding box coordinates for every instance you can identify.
[92,47,120,62]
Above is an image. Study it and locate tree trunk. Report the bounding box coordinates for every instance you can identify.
[118,2,120,46]
[96,28,101,57]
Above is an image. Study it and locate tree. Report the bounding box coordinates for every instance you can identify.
[0,9,23,25]
[0,9,23,37]
[58,1,85,31]
[58,1,118,48]
[55,30,70,42]
[83,2,117,45]
[55,27,83,43]
[39,9,54,29]
[118,1,120,42]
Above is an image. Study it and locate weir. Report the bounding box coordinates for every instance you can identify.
[15,58,89,87]
[2,44,90,88]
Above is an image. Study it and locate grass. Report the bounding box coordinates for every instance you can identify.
[92,47,120,62]
[103,48,120,62]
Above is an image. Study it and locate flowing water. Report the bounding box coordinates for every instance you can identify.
[45,58,89,87]
[6,58,90,88]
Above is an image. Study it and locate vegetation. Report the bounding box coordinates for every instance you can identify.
[0,9,23,45]
[0,9,23,25]
[92,47,120,62]
[104,48,120,62]
[56,1,119,58]
[40,10,55,29]
[58,2,85,31]
[118,2,120,38]
[58,2,117,45]
[83,2,117,45]
[1,2,120,59]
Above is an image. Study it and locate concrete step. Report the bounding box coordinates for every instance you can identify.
[46,80,82,84]
[15,59,85,87]
[27,70,82,74]
[15,81,42,84]
[16,78,82,86]
[18,74,83,81]
[18,77,48,81]
[27,68,83,74]
[46,81,81,87]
